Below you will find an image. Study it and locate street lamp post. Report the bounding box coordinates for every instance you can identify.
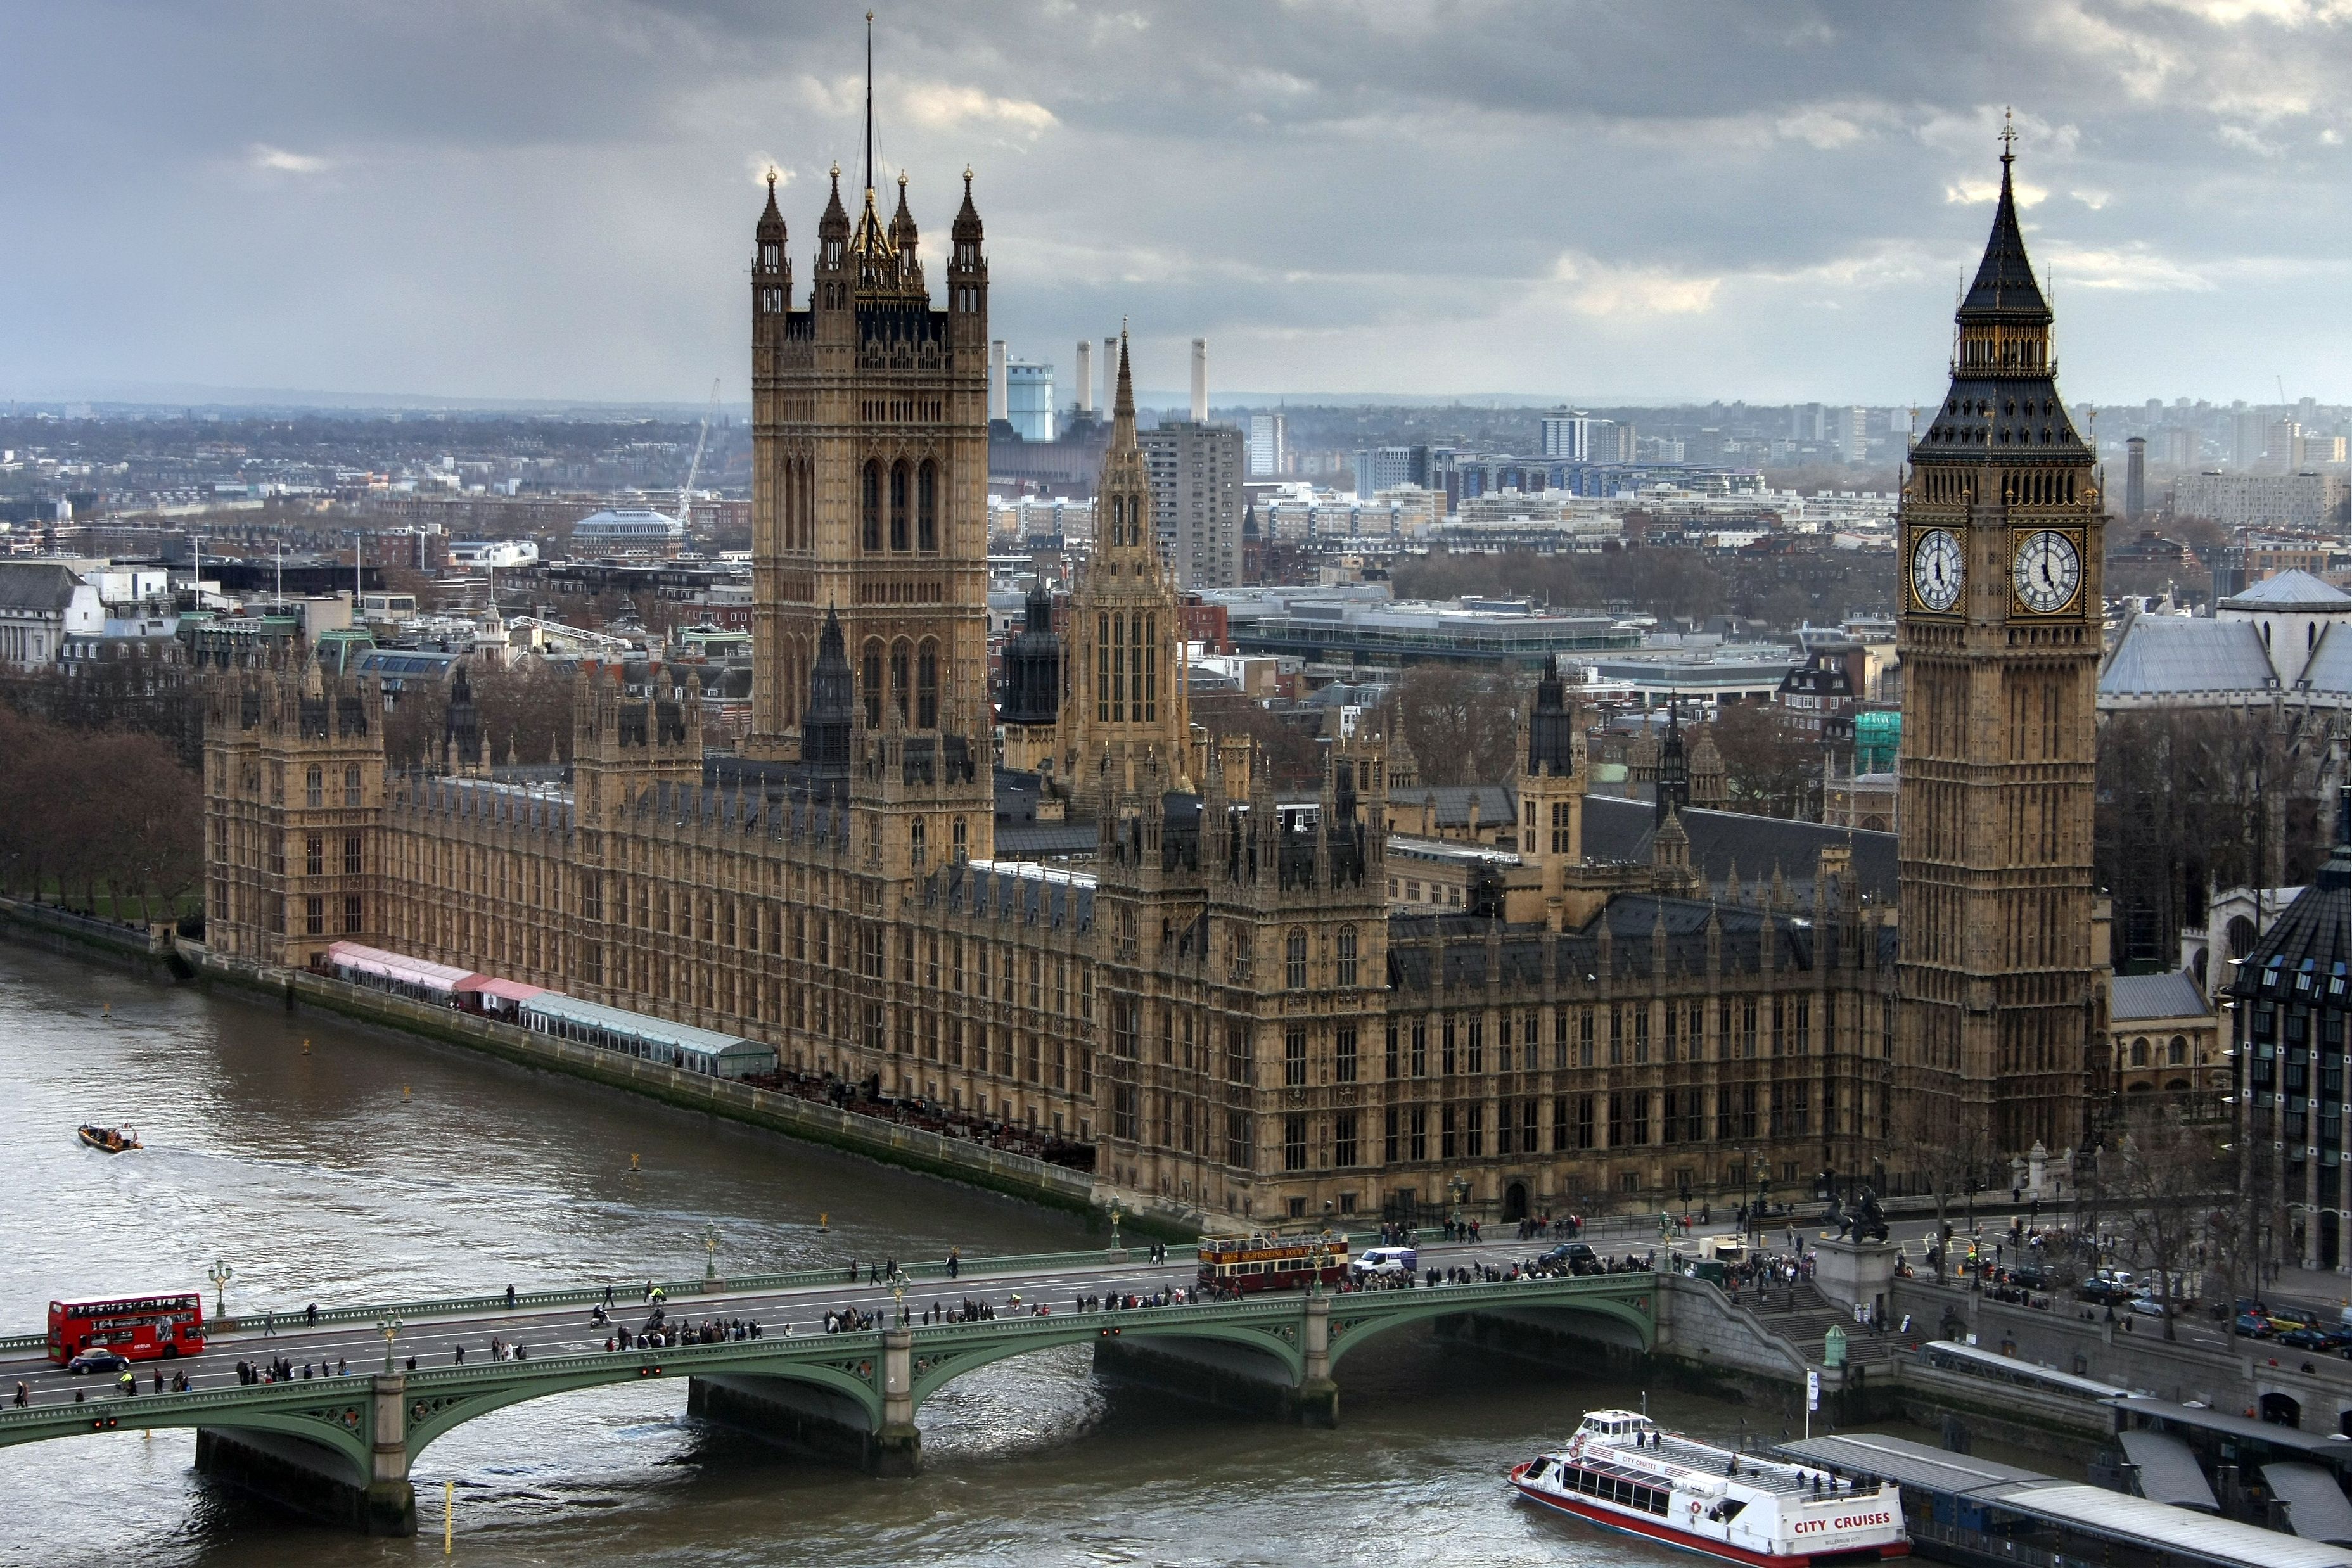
[378,1315,402,1375]
[891,1278,907,1327]
[703,1221,720,1282]
[206,1259,233,1321]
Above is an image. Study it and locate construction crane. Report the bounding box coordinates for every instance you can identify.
[677,378,721,529]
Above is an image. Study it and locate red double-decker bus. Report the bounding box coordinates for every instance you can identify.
[47,1293,206,1363]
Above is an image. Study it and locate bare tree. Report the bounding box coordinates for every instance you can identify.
[1708,704,1818,820]
[2085,1099,2231,1341]
[1394,665,1520,787]
[1896,1090,1995,1283]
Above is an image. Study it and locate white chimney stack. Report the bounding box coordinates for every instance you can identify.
[1102,337,1118,411]
[989,341,1008,423]
[1191,338,1208,422]
[1075,340,1094,414]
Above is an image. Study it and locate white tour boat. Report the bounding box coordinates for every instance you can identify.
[1511,1410,1910,1567]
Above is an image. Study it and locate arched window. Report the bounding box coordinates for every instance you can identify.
[1138,614,1157,722]
[1336,926,1358,988]
[2130,1038,2149,1067]
[917,640,939,729]
[890,640,911,722]
[1109,613,1127,723]
[2169,1035,2188,1065]
[1096,613,1111,722]
[861,641,883,729]
[917,460,938,552]
[890,461,911,551]
[343,764,362,807]
[1286,927,1308,990]
[305,765,323,807]
[861,461,882,552]
[2227,915,2258,959]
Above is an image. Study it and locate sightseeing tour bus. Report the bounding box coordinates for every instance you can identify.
[47,1292,207,1363]
[1197,1232,1353,1293]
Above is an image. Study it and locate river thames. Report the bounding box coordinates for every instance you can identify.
[0,942,1813,1567]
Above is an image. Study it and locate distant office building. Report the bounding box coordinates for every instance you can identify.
[2173,470,2351,530]
[1139,421,1243,591]
[1353,445,1428,498]
[2158,427,2198,468]
[1540,413,1580,459]
[1248,412,1287,477]
[2125,437,2146,521]
[2267,419,2303,471]
[2232,408,2267,469]
[1836,407,1867,463]
[1006,360,1054,443]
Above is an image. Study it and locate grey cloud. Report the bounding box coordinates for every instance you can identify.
[6,0,2352,404]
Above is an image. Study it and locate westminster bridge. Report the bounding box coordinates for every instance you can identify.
[0,1238,1658,1536]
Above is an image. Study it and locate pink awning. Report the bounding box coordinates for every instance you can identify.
[456,976,546,1004]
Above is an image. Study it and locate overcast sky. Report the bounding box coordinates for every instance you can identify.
[9,0,2352,409]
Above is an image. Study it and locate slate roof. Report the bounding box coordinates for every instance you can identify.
[2219,569,2349,614]
[1399,784,1514,829]
[2099,617,2275,698]
[2230,843,2352,1005]
[0,561,84,612]
[2299,626,2352,695]
[1582,795,1898,905]
[2110,969,2209,1022]
[1383,894,1858,993]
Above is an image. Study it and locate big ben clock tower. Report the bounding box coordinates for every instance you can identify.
[1896,122,2107,1166]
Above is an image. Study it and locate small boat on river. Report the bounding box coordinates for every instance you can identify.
[77,1124,140,1154]
[1511,1409,1908,1567]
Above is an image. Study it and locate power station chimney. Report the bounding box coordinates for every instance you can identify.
[989,340,1008,424]
[1075,340,1094,414]
[1191,337,1208,423]
[1102,338,1118,414]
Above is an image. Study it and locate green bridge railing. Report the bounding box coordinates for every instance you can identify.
[1,1230,1473,1357]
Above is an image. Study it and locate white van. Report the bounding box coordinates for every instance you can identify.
[1352,1246,1417,1279]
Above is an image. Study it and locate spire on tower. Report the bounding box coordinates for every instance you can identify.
[1111,327,1136,447]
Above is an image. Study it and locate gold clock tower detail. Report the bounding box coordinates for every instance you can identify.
[1896,125,2107,1164]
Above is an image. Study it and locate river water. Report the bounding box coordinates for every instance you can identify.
[0,943,1815,1568]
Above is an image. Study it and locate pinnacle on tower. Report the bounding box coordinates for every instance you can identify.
[1111,326,1136,446]
[952,165,983,243]
[1962,111,2050,325]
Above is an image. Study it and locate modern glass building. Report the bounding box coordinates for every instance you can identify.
[1006,360,1055,443]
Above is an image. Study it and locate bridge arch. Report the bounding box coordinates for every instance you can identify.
[0,1402,374,1482]
[908,1317,1305,1412]
[403,1353,885,1462]
[1326,1288,1654,1371]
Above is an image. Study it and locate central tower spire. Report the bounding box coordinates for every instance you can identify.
[864,9,876,199]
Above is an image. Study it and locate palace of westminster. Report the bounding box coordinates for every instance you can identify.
[199,120,2112,1227]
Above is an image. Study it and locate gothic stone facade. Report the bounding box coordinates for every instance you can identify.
[200,141,2114,1225]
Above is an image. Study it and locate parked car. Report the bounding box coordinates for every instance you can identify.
[2236,1312,2277,1339]
[2278,1327,2345,1351]
[2127,1293,2171,1318]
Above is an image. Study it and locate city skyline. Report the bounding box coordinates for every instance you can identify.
[11,2,2352,408]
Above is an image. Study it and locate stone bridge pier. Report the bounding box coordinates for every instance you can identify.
[687,1327,920,1476]
[194,1373,417,1536]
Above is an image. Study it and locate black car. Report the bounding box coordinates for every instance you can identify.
[67,1349,129,1375]
[2278,1327,2346,1352]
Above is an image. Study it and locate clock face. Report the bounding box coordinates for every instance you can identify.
[1911,528,1964,613]
[2012,528,2081,614]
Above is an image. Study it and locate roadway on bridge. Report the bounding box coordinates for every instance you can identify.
[5,1238,1562,1410]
